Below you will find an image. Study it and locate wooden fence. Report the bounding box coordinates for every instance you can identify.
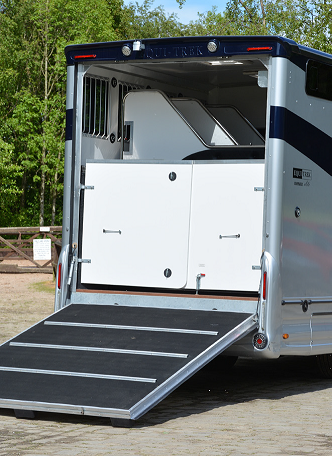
[0,226,62,273]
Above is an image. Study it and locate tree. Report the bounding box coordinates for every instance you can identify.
[0,0,123,226]
[122,0,184,39]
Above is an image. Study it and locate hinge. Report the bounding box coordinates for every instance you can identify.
[80,184,94,191]
[254,187,264,192]
[252,265,261,270]
[77,258,91,264]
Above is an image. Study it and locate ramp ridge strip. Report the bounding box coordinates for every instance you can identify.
[9,342,188,359]
[44,321,218,335]
[0,366,156,383]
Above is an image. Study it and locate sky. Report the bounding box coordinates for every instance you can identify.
[125,0,228,24]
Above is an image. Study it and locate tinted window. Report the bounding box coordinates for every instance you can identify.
[306,60,332,101]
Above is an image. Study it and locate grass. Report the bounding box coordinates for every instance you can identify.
[30,280,55,294]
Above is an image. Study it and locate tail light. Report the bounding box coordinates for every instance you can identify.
[253,333,268,349]
[262,271,267,300]
[57,263,62,289]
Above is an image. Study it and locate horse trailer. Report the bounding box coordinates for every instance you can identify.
[1,35,332,425]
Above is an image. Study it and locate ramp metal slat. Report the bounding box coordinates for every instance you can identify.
[0,366,157,383]
[44,320,218,335]
[9,342,188,358]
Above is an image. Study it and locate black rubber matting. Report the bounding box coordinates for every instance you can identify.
[0,304,252,412]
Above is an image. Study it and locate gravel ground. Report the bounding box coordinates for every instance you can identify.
[0,266,332,455]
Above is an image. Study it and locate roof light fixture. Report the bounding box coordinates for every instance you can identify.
[122,45,132,57]
[207,40,219,53]
[133,40,145,51]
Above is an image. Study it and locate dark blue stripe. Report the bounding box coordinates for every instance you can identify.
[65,109,73,141]
[270,106,332,176]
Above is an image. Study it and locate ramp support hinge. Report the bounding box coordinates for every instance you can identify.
[254,187,264,192]
[80,184,94,191]
[77,258,91,264]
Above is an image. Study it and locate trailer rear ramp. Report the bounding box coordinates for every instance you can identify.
[0,303,257,424]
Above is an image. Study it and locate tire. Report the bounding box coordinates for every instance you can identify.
[316,354,332,378]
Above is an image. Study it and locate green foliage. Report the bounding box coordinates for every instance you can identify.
[0,0,123,227]
[123,0,184,39]
[1,0,332,228]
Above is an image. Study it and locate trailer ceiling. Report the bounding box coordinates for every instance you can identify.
[93,58,267,90]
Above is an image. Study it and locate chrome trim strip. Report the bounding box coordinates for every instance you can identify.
[9,342,188,359]
[0,366,156,383]
[44,321,218,335]
[282,297,332,305]
[311,312,332,317]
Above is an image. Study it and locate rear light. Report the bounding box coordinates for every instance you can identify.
[253,333,268,349]
[57,263,62,289]
[247,46,272,52]
[262,271,267,300]
[74,54,96,59]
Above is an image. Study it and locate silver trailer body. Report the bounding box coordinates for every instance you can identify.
[1,36,332,423]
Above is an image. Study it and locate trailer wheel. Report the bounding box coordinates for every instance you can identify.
[205,355,238,372]
[316,354,332,378]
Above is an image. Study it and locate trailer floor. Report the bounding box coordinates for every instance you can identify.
[0,304,256,421]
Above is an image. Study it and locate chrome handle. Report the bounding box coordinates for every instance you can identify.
[219,234,240,239]
[103,229,121,234]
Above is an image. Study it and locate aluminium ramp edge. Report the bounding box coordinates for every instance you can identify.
[129,313,257,420]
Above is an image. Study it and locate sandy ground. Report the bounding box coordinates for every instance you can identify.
[0,266,332,455]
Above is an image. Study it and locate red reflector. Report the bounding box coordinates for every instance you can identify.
[58,263,62,289]
[257,338,263,345]
[247,46,272,51]
[263,271,267,300]
[74,54,97,59]
[201,273,206,277]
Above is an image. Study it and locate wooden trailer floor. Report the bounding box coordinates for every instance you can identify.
[0,304,257,421]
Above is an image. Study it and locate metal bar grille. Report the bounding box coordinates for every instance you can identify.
[82,75,109,138]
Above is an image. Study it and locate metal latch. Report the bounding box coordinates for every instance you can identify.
[77,258,91,264]
[80,184,94,190]
[196,273,205,294]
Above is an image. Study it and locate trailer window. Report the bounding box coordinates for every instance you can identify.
[82,76,109,138]
[306,60,332,102]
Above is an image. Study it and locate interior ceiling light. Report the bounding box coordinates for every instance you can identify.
[207,41,219,53]
[206,60,243,65]
[122,45,132,57]
[243,70,259,78]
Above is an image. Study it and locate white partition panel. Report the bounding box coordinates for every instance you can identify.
[208,106,264,146]
[123,91,205,160]
[172,99,236,146]
[186,163,265,292]
[81,162,192,288]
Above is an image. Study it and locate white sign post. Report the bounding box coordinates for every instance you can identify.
[33,239,52,261]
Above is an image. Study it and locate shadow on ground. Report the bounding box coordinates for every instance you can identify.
[0,355,330,428]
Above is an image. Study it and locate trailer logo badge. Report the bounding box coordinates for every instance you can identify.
[293,168,312,180]
[293,168,312,187]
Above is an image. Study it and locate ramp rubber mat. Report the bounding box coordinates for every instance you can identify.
[0,304,256,419]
